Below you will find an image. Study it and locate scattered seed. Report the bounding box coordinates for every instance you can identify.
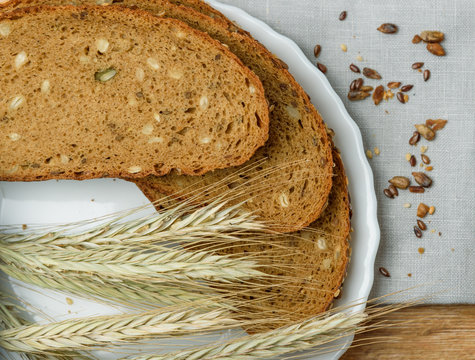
[348,90,371,101]
[417,219,427,231]
[66,297,74,305]
[412,34,422,44]
[379,267,391,277]
[95,67,117,82]
[14,51,28,69]
[409,131,421,146]
[423,69,431,81]
[339,11,347,21]
[403,203,412,208]
[9,95,24,110]
[412,62,424,69]
[418,247,425,254]
[414,226,423,238]
[408,273,412,277]
[317,62,327,74]
[421,154,430,164]
[363,67,382,79]
[374,147,380,155]
[426,119,447,131]
[410,155,417,167]
[420,145,428,153]
[366,149,373,159]
[409,186,425,193]
[412,172,432,187]
[389,176,410,189]
[401,84,414,92]
[383,188,394,199]
[313,44,321,58]
[377,23,398,34]
[427,43,445,56]
[425,166,433,171]
[356,55,363,62]
[405,153,412,161]
[373,85,384,105]
[360,85,374,92]
[387,82,401,89]
[349,63,360,73]
[420,30,445,43]
[415,124,435,140]
[340,44,348,52]
[417,203,430,217]
[429,206,436,215]
[388,184,398,197]
[350,78,363,91]
[404,94,409,103]
[396,92,405,103]
[419,163,424,168]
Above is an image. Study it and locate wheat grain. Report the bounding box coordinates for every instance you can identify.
[128,312,366,360]
[0,308,239,354]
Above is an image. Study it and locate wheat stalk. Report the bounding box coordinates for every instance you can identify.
[0,199,265,249]
[0,244,266,284]
[0,307,240,354]
[127,312,366,360]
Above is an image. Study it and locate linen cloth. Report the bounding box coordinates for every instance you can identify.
[216,0,475,303]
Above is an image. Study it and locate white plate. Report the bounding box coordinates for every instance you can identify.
[0,2,380,359]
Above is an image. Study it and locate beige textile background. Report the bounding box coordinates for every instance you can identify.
[214,0,475,302]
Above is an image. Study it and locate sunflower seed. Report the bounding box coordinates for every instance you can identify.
[95,67,117,82]
[383,188,394,199]
[426,119,447,131]
[360,85,374,92]
[379,267,391,277]
[412,62,424,69]
[427,43,445,56]
[412,172,432,187]
[423,69,431,81]
[377,23,398,34]
[317,62,327,74]
[410,155,417,167]
[409,131,421,146]
[415,124,436,140]
[314,44,321,58]
[373,85,384,105]
[349,63,360,73]
[420,30,444,43]
[389,176,410,189]
[348,90,371,101]
[388,184,399,197]
[421,154,431,164]
[410,186,425,194]
[397,92,405,103]
[363,67,382,79]
[414,226,423,238]
[387,82,401,89]
[339,11,347,21]
[417,220,427,231]
[401,84,414,92]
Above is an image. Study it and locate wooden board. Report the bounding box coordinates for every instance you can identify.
[341,305,475,359]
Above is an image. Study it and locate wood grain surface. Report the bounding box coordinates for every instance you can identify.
[341,305,475,360]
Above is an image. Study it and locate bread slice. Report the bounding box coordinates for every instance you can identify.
[129,147,350,331]
[227,149,351,332]
[0,5,269,181]
[130,0,333,231]
[4,1,333,231]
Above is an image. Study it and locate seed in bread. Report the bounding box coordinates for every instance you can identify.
[0,5,269,181]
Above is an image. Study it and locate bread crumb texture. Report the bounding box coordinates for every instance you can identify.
[0,5,269,180]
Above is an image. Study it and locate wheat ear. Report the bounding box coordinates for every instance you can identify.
[128,312,367,360]
[0,199,265,249]
[0,244,265,284]
[0,308,239,354]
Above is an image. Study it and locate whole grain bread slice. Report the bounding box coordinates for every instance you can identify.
[4,0,333,231]
[0,5,269,181]
[129,0,333,231]
[135,147,350,332]
[225,149,351,332]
